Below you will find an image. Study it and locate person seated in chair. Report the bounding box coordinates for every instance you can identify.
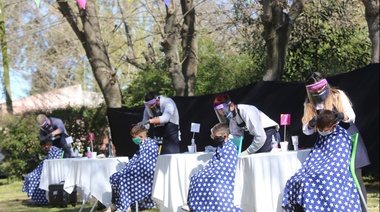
[107,124,159,212]
[183,123,241,212]
[282,110,361,212]
[22,138,63,205]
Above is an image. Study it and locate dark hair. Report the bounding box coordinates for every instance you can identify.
[213,93,231,107]
[145,91,158,102]
[305,72,325,86]
[40,138,53,146]
[316,110,336,129]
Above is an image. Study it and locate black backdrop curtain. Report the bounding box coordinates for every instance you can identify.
[107,63,379,174]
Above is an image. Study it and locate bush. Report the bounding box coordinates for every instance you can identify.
[0,105,109,179]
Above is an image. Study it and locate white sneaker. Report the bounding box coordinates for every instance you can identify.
[181,204,190,211]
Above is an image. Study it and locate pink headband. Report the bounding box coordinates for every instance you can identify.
[144,98,157,106]
[214,103,229,110]
[306,79,328,91]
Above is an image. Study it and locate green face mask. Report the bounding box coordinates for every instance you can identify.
[132,137,142,145]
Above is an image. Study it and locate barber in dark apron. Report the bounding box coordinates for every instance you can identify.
[138,91,181,154]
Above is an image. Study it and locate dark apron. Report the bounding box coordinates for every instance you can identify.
[340,122,371,169]
[153,122,180,154]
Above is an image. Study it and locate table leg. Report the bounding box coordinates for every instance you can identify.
[90,200,98,212]
[78,199,86,212]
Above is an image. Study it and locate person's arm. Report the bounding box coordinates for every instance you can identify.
[50,118,65,136]
[339,90,356,123]
[302,123,315,135]
[243,107,266,154]
[150,98,175,125]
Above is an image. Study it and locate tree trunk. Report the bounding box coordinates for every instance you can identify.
[261,0,304,81]
[161,1,186,96]
[180,0,198,96]
[361,0,379,63]
[57,0,122,108]
[0,0,12,113]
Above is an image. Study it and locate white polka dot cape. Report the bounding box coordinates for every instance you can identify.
[22,146,63,205]
[109,138,159,211]
[282,125,361,212]
[188,139,241,212]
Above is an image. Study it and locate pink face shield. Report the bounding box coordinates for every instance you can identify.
[306,79,330,106]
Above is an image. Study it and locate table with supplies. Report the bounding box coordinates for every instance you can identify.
[39,157,129,210]
[151,149,311,212]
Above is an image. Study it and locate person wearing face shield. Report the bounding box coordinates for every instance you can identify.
[22,138,63,205]
[213,93,280,155]
[183,123,241,212]
[301,72,370,206]
[36,114,72,158]
[138,91,180,154]
[282,110,361,212]
[107,124,159,212]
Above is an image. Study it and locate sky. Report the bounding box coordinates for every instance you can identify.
[0,69,30,104]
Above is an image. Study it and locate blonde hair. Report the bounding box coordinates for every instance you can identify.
[36,114,47,126]
[130,125,148,137]
[302,87,352,125]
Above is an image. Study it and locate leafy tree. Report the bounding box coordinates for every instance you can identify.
[283,0,371,81]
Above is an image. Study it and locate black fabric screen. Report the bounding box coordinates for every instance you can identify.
[107,63,379,174]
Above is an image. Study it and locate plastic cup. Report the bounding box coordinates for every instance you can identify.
[292,136,299,151]
[187,146,195,153]
[280,142,288,152]
[91,152,97,159]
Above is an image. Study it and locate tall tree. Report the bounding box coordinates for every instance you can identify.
[0,0,12,113]
[260,0,305,81]
[361,0,379,63]
[56,0,122,108]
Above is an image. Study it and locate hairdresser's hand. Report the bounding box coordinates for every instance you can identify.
[308,116,317,129]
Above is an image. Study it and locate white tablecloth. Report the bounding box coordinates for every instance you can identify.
[39,157,129,207]
[151,149,311,212]
[151,152,213,212]
[234,149,311,212]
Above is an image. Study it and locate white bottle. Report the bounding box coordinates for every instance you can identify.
[191,138,197,153]
[87,147,92,158]
[271,135,278,149]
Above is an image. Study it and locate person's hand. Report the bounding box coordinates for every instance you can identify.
[137,120,150,127]
[308,116,317,128]
[332,106,345,122]
[240,150,250,156]
[41,133,52,141]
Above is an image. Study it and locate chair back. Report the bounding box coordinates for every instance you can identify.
[349,133,360,189]
[349,133,369,212]
[231,136,243,156]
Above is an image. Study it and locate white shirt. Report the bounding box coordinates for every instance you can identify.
[230,104,279,153]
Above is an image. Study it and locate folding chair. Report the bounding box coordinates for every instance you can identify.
[231,136,243,156]
[349,133,369,212]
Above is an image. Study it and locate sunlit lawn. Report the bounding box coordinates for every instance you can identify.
[0,178,158,212]
[0,175,378,212]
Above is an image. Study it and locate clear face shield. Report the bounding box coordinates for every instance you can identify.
[144,97,162,117]
[214,102,233,123]
[306,79,330,107]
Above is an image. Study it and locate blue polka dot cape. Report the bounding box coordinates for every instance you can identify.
[22,146,63,205]
[282,125,361,212]
[109,138,158,211]
[188,139,242,212]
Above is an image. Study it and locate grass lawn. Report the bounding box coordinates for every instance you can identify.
[0,175,378,212]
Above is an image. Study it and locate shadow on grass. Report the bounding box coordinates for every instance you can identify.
[19,199,84,212]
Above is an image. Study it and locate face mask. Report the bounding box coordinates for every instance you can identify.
[317,129,332,136]
[132,137,142,145]
[213,136,225,145]
[311,86,330,104]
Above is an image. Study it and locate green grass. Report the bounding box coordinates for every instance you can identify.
[0,179,158,212]
[0,176,378,212]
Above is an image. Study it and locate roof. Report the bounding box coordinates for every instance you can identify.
[0,85,104,114]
